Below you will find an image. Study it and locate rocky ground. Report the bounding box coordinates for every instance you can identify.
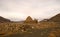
[0,22,60,37]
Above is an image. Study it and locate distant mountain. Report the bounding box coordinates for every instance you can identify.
[49,13,60,22]
[0,16,11,22]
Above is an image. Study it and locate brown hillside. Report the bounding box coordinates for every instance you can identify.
[49,13,60,22]
[0,16,11,22]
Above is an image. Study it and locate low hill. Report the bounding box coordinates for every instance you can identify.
[24,16,38,23]
[49,13,60,22]
[0,16,11,22]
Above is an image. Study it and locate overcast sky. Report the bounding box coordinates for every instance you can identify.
[0,0,60,21]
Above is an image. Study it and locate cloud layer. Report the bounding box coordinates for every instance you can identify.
[0,0,60,21]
